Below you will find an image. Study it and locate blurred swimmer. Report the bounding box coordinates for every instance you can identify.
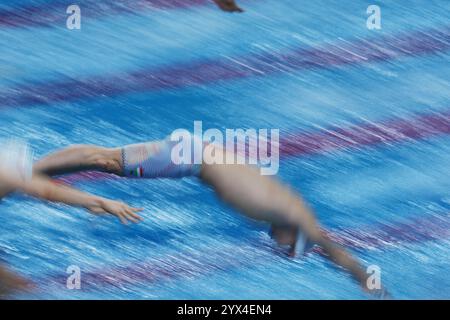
[34,137,388,296]
[0,140,143,297]
[213,0,243,12]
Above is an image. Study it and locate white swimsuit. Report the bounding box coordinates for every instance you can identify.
[121,135,203,179]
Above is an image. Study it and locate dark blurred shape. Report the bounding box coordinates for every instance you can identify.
[213,0,244,12]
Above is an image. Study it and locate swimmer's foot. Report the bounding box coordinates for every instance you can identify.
[213,0,244,12]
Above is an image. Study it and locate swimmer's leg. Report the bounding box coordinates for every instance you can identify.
[35,138,200,179]
[34,145,123,177]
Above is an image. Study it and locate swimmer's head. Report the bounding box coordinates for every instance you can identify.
[269,224,299,257]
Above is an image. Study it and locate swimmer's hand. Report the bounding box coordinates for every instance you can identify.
[0,265,34,298]
[366,286,392,300]
[88,199,144,225]
[213,0,244,12]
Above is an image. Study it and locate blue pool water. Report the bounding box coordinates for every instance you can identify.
[0,0,450,299]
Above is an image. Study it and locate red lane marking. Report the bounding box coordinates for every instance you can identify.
[2,26,449,108]
[0,0,216,28]
[280,110,450,157]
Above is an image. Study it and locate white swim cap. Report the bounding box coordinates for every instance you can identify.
[0,139,34,182]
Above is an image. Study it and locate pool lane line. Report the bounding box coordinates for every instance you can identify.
[0,0,219,29]
[1,25,449,109]
[36,211,450,290]
[280,109,450,157]
[55,109,450,185]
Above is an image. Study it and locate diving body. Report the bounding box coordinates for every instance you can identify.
[33,136,389,297]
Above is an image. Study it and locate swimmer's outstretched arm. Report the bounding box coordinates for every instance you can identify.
[0,170,142,224]
[288,209,370,290]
